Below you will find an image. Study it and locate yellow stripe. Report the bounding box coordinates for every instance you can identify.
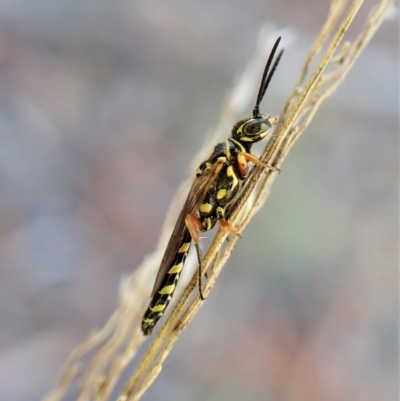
[200,203,213,213]
[178,242,190,253]
[168,262,183,274]
[226,166,238,189]
[238,153,246,166]
[205,217,211,231]
[240,137,252,142]
[216,189,227,200]
[159,284,175,295]
[143,318,153,324]
[230,138,245,152]
[150,304,166,312]
[216,206,225,218]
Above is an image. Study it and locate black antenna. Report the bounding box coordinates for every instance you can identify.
[253,37,284,118]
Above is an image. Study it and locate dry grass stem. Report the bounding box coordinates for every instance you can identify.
[43,0,394,400]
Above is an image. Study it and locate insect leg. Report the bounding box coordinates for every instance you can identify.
[219,218,242,237]
[195,242,207,300]
[185,214,208,300]
[237,152,280,177]
[185,214,202,244]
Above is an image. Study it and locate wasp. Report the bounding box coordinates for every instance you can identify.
[142,37,283,335]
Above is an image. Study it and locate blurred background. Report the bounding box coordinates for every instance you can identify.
[0,1,398,400]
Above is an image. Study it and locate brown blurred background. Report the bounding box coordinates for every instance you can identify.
[0,1,398,401]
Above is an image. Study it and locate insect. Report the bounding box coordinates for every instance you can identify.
[142,37,283,335]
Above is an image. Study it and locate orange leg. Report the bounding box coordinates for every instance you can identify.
[185,214,207,300]
[219,219,242,238]
[185,214,203,244]
[237,152,280,177]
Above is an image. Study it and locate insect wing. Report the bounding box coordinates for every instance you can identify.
[150,158,226,297]
[150,173,209,297]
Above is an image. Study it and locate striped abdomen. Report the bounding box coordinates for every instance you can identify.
[141,229,192,335]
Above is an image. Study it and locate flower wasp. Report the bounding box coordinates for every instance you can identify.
[142,37,283,335]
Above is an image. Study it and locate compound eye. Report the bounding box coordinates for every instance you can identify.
[243,119,268,136]
[244,123,261,135]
